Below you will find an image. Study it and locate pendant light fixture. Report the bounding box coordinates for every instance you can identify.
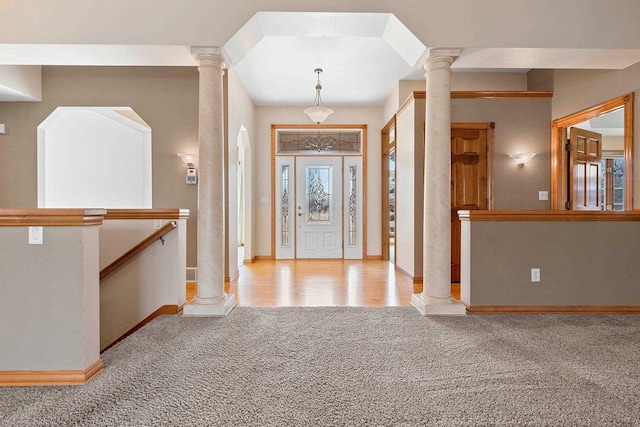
[304,68,333,125]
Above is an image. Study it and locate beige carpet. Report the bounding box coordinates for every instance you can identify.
[1,308,639,426]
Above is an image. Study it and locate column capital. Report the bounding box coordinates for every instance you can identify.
[190,46,226,67]
[423,48,462,69]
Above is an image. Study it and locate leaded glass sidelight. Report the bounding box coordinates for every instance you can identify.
[306,166,331,222]
[281,165,290,246]
[348,165,357,246]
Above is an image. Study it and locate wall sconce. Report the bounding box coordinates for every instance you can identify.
[510,152,536,167]
[177,153,198,185]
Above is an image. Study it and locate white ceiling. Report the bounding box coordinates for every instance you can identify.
[224,13,427,106]
[2,12,640,104]
[573,108,625,137]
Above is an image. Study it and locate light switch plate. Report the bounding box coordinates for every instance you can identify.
[539,191,549,201]
[531,268,541,282]
[29,226,43,244]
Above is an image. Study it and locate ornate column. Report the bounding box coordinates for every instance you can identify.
[411,49,466,316]
[183,46,236,316]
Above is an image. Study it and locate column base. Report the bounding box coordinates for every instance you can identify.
[411,294,467,316]
[183,294,236,317]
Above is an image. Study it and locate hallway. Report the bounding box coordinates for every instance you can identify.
[188,260,461,307]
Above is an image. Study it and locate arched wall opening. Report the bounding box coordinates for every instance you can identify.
[38,106,152,208]
[237,125,252,264]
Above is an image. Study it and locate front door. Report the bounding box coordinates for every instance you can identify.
[570,127,602,210]
[295,156,343,259]
[450,124,491,282]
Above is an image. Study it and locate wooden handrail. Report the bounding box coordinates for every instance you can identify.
[104,209,189,220]
[100,221,177,281]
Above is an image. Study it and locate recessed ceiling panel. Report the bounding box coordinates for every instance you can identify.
[225,12,427,106]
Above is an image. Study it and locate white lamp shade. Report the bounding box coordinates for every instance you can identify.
[178,152,198,166]
[510,152,536,166]
[304,106,334,124]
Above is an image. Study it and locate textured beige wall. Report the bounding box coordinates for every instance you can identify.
[552,63,640,120]
[463,220,640,306]
[552,63,640,205]
[451,97,552,210]
[0,66,200,266]
[0,226,100,370]
[527,69,554,91]
[100,219,186,350]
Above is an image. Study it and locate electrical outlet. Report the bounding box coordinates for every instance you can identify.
[29,226,43,244]
[154,220,163,229]
[531,268,541,282]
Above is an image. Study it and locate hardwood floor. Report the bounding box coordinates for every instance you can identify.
[186,260,461,307]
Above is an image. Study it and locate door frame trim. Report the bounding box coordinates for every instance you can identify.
[271,124,368,259]
[381,116,396,262]
[551,93,634,210]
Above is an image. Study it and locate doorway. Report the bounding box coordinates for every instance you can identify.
[450,123,494,282]
[381,117,396,263]
[272,125,366,260]
[237,125,252,265]
[551,93,634,210]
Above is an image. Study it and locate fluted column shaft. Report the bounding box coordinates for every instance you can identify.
[411,49,466,316]
[184,47,235,316]
[197,50,224,300]
[424,54,454,302]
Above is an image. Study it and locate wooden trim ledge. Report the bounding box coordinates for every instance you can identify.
[0,360,104,386]
[458,210,640,222]
[467,305,640,314]
[105,208,189,220]
[412,91,553,99]
[0,209,106,226]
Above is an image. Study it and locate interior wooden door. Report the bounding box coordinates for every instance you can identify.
[570,127,602,211]
[450,125,490,282]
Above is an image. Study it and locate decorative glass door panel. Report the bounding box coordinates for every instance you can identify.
[296,157,343,259]
[306,166,332,223]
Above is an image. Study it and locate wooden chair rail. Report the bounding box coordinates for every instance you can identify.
[458,210,640,222]
[100,221,177,281]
